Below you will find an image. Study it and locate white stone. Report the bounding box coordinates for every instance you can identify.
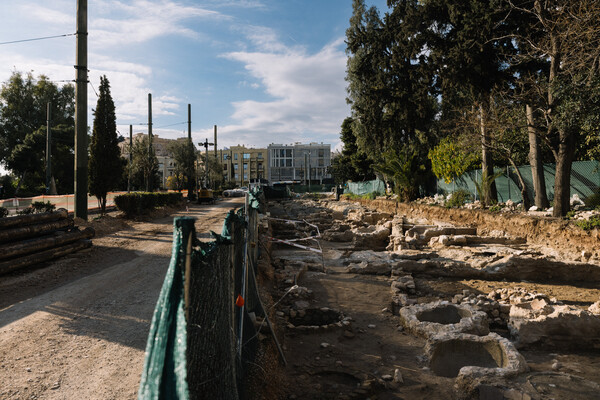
[393,368,404,383]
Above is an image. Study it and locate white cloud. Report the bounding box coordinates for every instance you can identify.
[19,4,73,26]
[91,0,227,47]
[218,34,349,149]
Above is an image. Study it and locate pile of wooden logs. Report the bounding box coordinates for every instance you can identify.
[0,208,94,275]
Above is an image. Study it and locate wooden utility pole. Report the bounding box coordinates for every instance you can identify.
[74,0,88,219]
[46,102,52,193]
[146,93,152,192]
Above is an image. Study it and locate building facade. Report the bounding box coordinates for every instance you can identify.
[267,142,331,184]
[220,145,267,186]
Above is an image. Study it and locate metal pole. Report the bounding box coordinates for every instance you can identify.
[507,165,511,201]
[147,93,152,192]
[46,102,52,193]
[128,125,132,192]
[213,125,217,159]
[74,0,88,220]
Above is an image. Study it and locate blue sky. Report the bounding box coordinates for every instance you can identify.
[0,0,388,152]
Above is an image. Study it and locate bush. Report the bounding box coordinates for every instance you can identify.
[114,192,184,217]
[0,207,8,218]
[575,215,600,231]
[584,190,600,209]
[31,201,56,213]
[445,189,472,208]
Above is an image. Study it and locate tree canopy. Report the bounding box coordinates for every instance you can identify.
[89,76,124,214]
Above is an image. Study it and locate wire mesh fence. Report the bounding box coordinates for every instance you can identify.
[138,189,271,400]
[437,160,600,203]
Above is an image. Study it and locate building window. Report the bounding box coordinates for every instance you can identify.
[243,173,248,180]
[223,164,227,170]
[234,164,239,170]
[243,153,250,159]
[234,173,239,179]
[286,159,292,167]
[257,153,263,159]
[318,159,324,167]
[318,149,324,157]
[223,154,228,160]
[286,149,292,157]
[258,163,263,170]
[243,163,248,170]
[234,153,238,160]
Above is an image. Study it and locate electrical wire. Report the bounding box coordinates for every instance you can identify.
[0,32,76,46]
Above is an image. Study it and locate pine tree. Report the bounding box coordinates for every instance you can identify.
[89,76,123,214]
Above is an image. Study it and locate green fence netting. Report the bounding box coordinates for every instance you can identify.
[138,188,269,400]
[437,160,600,203]
[345,179,386,196]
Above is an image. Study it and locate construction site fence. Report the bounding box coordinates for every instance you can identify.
[138,188,268,400]
[437,160,600,203]
[344,179,386,196]
[0,191,126,214]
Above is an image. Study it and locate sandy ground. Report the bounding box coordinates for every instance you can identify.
[0,197,244,400]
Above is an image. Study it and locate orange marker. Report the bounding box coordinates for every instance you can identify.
[235,294,245,307]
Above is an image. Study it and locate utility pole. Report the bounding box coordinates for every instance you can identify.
[198,138,214,188]
[74,0,88,220]
[146,93,152,192]
[127,125,132,192]
[46,102,52,194]
[213,125,218,159]
[187,104,193,200]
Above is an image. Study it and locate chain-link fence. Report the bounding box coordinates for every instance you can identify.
[138,189,272,400]
[437,161,600,203]
[345,179,386,196]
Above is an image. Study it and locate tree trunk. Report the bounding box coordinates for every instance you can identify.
[507,158,531,211]
[0,239,92,275]
[526,104,549,209]
[480,103,497,205]
[0,219,73,244]
[0,227,94,261]
[553,130,575,217]
[0,208,68,229]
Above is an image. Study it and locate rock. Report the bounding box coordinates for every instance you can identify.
[368,324,376,329]
[552,360,561,370]
[343,330,355,338]
[320,342,330,348]
[294,300,310,310]
[528,206,539,211]
[381,374,393,381]
[509,304,600,348]
[393,368,404,383]
[589,301,600,314]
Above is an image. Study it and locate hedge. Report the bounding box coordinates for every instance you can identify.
[114,192,184,217]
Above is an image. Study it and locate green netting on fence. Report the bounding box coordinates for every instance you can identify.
[345,179,386,196]
[138,188,268,400]
[437,160,600,203]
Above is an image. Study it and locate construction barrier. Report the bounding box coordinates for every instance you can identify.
[345,179,386,196]
[138,189,276,400]
[437,160,600,203]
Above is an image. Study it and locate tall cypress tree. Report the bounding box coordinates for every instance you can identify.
[89,76,123,214]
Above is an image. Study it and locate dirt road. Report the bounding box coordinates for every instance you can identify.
[0,197,244,400]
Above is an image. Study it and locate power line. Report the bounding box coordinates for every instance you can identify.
[0,32,76,46]
[88,81,99,98]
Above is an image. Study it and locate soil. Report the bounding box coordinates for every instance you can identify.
[0,197,244,400]
[259,198,600,400]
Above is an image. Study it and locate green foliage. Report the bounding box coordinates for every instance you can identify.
[0,207,8,218]
[575,215,600,231]
[31,201,56,213]
[445,189,472,208]
[130,136,160,191]
[167,139,196,191]
[474,170,504,207]
[488,204,501,213]
[428,137,479,184]
[584,191,600,209]
[114,192,184,217]
[374,148,427,202]
[331,118,375,184]
[89,76,123,214]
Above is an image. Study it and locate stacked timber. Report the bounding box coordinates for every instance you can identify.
[0,208,94,275]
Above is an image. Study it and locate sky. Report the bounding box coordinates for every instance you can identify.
[0,0,388,153]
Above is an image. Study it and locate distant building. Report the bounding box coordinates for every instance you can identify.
[267,142,331,184]
[118,133,196,189]
[220,145,267,186]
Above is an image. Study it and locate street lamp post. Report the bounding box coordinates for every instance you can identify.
[198,138,214,188]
